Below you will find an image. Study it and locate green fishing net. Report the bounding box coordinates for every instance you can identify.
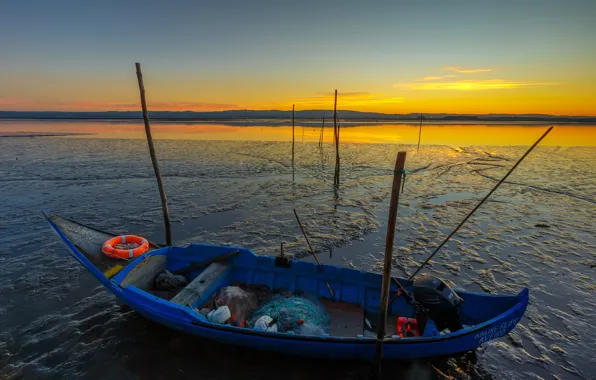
[249,294,330,335]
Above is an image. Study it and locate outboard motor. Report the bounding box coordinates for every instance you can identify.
[413,275,463,332]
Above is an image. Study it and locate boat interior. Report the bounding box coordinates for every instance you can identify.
[112,243,430,337]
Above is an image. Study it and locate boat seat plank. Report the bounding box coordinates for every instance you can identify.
[171,263,229,306]
[320,299,365,337]
[121,255,166,290]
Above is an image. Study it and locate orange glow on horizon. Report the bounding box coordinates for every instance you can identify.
[1,65,594,116]
[1,96,594,116]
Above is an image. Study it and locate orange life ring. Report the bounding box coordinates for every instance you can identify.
[102,235,149,259]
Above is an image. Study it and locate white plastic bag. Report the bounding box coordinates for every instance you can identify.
[253,315,278,332]
[207,305,231,324]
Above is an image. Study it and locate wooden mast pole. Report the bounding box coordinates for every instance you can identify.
[371,151,407,379]
[135,63,172,246]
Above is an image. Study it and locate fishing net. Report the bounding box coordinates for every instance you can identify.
[249,294,330,335]
[114,242,140,250]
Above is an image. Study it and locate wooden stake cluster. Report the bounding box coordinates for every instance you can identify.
[318,113,325,148]
[135,63,172,246]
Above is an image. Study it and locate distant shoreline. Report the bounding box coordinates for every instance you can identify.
[0,132,91,138]
[1,117,594,125]
[1,110,594,124]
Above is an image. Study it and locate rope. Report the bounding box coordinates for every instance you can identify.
[393,169,407,193]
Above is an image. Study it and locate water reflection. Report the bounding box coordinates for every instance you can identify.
[1,120,595,146]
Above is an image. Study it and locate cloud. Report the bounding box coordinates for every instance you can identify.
[442,66,493,74]
[289,92,404,107]
[67,101,242,111]
[0,99,243,111]
[394,79,556,91]
[0,97,30,106]
[423,75,457,81]
[315,92,371,98]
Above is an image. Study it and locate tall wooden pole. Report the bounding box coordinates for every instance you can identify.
[292,104,295,163]
[371,151,407,379]
[333,90,338,143]
[135,63,172,246]
[333,90,339,186]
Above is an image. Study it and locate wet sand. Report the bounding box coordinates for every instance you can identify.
[0,121,594,379]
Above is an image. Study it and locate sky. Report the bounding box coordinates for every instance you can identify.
[1,0,595,115]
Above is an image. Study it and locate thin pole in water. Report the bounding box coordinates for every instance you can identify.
[407,126,554,281]
[417,114,423,153]
[293,209,335,298]
[371,151,407,380]
[135,63,172,246]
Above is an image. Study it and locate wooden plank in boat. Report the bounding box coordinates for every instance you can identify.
[320,299,365,337]
[171,263,229,306]
[120,255,167,290]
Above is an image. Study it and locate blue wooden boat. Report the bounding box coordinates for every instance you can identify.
[44,212,528,360]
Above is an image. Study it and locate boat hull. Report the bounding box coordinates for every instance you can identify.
[45,213,529,360]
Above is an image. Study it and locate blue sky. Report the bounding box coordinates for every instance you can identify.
[1,0,595,114]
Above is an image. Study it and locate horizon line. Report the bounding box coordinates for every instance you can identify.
[1,110,595,118]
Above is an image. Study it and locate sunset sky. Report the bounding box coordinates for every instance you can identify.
[1,0,595,115]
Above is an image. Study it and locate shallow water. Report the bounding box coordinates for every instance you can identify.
[0,121,595,379]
